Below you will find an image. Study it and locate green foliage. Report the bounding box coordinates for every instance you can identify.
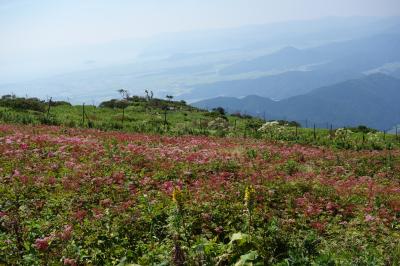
[0,94,399,151]
[348,125,377,134]
[279,159,301,176]
[0,96,46,112]
[212,107,226,116]
[99,99,130,109]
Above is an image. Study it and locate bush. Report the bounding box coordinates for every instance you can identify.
[277,120,301,127]
[38,115,60,125]
[0,97,46,112]
[207,117,229,130]
[212,107,226,116]
[232,112,253,119]
[50,100,72,107]
[99,99,130,109]
[246,120,264,131]
[348,125,377,134]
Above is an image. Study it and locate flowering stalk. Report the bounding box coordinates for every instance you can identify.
[172,187,184,215]
[244,185,256,235]
[170,187,186,265]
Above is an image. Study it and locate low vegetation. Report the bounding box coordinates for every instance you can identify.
[1,124,400,265]
[0,95,399,151]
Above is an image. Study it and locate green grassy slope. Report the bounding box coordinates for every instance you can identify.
[0,95,399,150]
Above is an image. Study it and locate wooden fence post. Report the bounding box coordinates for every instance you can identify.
[313,124,316,140]
[47,97,52,118]
[122,107,125,127]
[82,103,85,125]
[163,108,167,129]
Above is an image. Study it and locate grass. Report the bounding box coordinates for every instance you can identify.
[0,96,399,150]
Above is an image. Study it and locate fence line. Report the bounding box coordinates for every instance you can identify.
[207,106,398,133]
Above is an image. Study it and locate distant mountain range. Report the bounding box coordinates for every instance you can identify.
[221,33,400,75]
[192,74,400,130]
[181,33,400,101]
[1,16,400,104]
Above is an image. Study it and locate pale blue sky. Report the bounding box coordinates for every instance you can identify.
[1,0,400,54]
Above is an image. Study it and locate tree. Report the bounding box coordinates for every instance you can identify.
[212,107,226,116]
[117,89,130,100]
[166,95,174,102]
[145,90,154,101]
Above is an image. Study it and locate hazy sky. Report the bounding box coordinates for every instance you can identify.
[1,0,400,54]
[1,0,400,84]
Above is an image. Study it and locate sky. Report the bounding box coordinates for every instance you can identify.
[1,0,400,82]
[1,0,400,53]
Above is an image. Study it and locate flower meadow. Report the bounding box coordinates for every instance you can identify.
[1,124,400,265]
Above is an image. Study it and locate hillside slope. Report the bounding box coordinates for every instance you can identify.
[192,74,400,130]
[182,33,400,101]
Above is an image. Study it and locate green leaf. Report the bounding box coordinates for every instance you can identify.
[229,232,251,246]
[234,250,258,266]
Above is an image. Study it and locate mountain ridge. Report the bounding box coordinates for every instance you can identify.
[192,74,400,130]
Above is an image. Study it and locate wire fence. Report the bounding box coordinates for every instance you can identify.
[1,103,399,150]
[211,106,398,133]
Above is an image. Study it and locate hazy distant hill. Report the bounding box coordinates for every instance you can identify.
[222,33,400,75]
[181,33,400,101]
[388,68,400,79]
[180,69,362,101]
[139,16,400,58]
[192,74,400,130]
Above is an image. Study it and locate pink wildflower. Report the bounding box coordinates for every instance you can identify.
[63,258,77,266]
[128,184,137,195]
[73,210,87,222]
[100,198,112,207]
[162,181,175,194]
[215,226,224,234]
[310,221,326,233]
[59,225,73,241]
[365,214,375,222]
[34,237,50,251]
[20,143,28,150]
[19,175,29,184]
[12,169,20,177]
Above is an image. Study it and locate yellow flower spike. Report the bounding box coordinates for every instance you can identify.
[244,185,256,210]
[172,188,177,202]
[172,187,183,209]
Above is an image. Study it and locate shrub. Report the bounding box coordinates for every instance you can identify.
[50,100,72,107]
[0,97,46,112]
[348,125,377,134]
[212,107,226,116]
[207,117,229,130]
[99,99,130,109]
